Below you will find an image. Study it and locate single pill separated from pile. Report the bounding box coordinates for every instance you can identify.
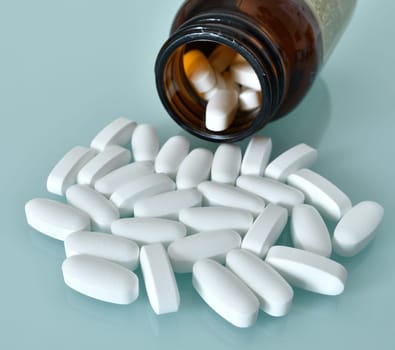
[291,204,332,257]
[47,146,97,196]
[265,143,318,182]
[62,255,139,304]
[226,249,293,317]
[90,117,137,152]
[287,168,352,221]
[25,198,90,241]
[167,230,241,273]
[64,231,139,270]
[140,244,180,315]
[230,59,261,91]
[238,87,261,111]
[111,217,186,246]
[110,173,176,217]
[179,207,253,235]
[242,204,288,258]
[192,259,260,328]
[94,162,154,197]
[155,135,190,178]
[197,181,265,217]
[240,136,272,176]
[134,189,202,220]
[265,246,347,296]
[211,143,242,185]
[176,148,213,189]
[66,184,119,232]
[205,89,239,132]
[208,45,236,73]
[77,145,131,186]
[237,175,305,212]
[333,201,384,257]
[131,124,159,162]
[183,49,216,94]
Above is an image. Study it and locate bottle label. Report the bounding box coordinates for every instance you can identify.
[303,0,357,62]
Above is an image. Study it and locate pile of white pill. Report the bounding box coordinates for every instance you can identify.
[183,45,262,132]
[25,117,384,328]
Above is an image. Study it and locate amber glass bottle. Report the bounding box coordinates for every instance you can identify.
[155,0,356,142]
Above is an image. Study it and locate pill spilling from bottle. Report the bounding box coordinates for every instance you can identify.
[25,117,384,328]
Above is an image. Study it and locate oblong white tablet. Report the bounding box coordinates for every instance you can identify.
[265,246,347,295]
[333,201,384,257]
[211,143,242,185]
[241,204,288,258]
[238,88,261,111]
[230,59,261,91]
[64,231,139,270]
[140,244,180,315]
[208,45,236,73]
[265,143,318,182]
[192,259,259,328]
[154,135,190,178]
[131,124,159,162]
[179,207,253,235]
[66,184,119,232]
[110,173,176,217]
[47,146,97,196]
[176,148,213,189]
[77,145,131,186]
[237,175,305,212]
[133,189,202,220]
[226,249,293,317]
[291,204,332,257]
[94,162,154,197]
[167,230,241,273]
[240,136,272,176]
[62,255,139,304]
[287,168,352,221]
[197,181,265,217]
[90,117,137,152]
[111,218,187,246]
[25,198,90,241]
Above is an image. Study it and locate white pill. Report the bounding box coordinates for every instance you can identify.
[208,45,236,73]
[155,135,190,178]
[197,181,265,216]
[240,136,272,176]
[333,201,384,257]
[25,198,90,241]
[111,218,187,246]
[64,231,139,270]
[77,145,131,186]
[176,148,213,189]
[131,124,159,162]
[90,117,137,152]
[265,246,347,295]
[134,189,202,220]
[201,70,227,101]
[94,162,154,197]
[226,249,293,317]
[222,71,241,94]
[242,204,288,258]
[211,143,242,185]
[62,255,139,304]
[239,87,261,111]
[205,89,239,132]
[287,168,352,221]
[230,60,261,91]
[237,175,305,212]
[47,146,97,196]
[140,244,180,315]
[167,230,241,273]
[183,50,216,94]
[66,184,119,232]
[291,204,332,257]
[110,173,176,217]
[265,143,318,182]
[192,259,259,328]
[179,207,253,235]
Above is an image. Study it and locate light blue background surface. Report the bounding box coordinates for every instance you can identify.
[0,1,394,349]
